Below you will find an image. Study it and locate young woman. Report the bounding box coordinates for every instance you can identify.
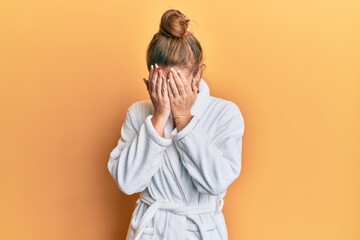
[108,9,245,240]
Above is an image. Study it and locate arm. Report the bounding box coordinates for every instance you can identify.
[107,104,172,195]
[170,103,245,196]
[108,64,171,195]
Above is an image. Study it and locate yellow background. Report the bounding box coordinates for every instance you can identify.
[1,0,359,239]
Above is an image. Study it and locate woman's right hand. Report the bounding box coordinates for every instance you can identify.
[143,63,171,130]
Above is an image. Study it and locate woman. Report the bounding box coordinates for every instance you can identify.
[108,9,245,240]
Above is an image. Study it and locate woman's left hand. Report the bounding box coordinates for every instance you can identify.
[167,67,198,131]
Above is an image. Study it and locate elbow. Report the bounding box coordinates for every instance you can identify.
[118,176,147,195]
[107,158,140,195]
[116,172,145,195]
[116,174,144,195]
[119,182,139,195]
[198,184,228,196]
[208,185,228,196]
[111,175,142,195]
[107,156,149,195]
[197,172,241,196]
[211,166,242,195]
[209,179,236,196]
[193,179,231,196]
[210,181,237,196]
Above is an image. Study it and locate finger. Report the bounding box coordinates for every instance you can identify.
[148,64,154,82]
[170,68,185,95]
[168,72,179,97]
[156,69,163,97]
[162,75,168,97]
[175,69,191,94]
[143,78,149,91]
[148,65,154,91]
[167,78,174,100]
[151,63,159,93]
[176,69,188,85]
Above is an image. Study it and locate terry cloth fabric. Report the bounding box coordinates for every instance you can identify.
[108,78,245,239]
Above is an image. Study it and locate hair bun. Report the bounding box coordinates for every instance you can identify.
[159,9,190,38]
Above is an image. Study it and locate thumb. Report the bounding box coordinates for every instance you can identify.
[143,78,149,91]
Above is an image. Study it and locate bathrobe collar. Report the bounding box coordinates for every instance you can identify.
[189,78,210,119]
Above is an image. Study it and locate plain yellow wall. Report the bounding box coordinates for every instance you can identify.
[0,0,359,239]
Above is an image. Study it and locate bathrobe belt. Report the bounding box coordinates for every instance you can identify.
[132,192,225,240]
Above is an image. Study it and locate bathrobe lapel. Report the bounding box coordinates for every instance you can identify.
[163,79,211,201]
[188,78,211,119]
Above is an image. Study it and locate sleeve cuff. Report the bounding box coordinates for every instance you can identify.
[170,115,200,141]
[145,115,173,147]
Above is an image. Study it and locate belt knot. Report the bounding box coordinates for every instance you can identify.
[133,193,224,240]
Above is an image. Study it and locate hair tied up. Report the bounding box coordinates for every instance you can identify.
[159,9,190,38]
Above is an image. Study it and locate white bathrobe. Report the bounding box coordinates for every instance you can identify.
[108,79,245,240]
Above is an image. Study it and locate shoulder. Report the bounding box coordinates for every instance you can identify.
[208,96,244,122]
[206,96,245,135]
[126,99,154,127]
[127,99,153,116]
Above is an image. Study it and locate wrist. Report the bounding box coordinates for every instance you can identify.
[153,111,169,123]
[151,113,169,138]
[174,114,193,131]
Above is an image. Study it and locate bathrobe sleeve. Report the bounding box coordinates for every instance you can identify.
[170,102,245,196]
[107,103,172,195]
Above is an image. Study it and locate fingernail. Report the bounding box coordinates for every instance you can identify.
[151,65,153,69]
[178,70,181,73]
[155,63,159,68]
[170,67,174,71]
[167,79,170,82]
